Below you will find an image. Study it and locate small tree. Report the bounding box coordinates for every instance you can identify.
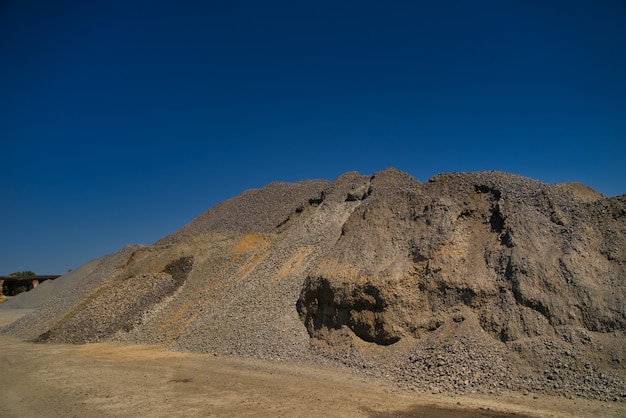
[9,270,36,278]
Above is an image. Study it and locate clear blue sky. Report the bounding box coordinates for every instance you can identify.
[1,1,625,274]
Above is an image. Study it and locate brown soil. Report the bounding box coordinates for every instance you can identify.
[1,313,622,418]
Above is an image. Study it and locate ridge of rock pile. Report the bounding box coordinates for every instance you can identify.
[3,168,625,401]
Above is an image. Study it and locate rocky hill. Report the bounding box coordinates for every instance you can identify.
[3,168,625,401]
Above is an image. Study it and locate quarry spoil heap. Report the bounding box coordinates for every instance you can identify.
[3,168,625,401]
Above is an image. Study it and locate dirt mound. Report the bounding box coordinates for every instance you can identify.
[3,168,625,402]
[301,170,625,342]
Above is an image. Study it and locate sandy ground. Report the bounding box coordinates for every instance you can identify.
[0,310,623,418]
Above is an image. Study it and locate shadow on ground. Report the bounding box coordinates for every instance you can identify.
[365,404,529,418]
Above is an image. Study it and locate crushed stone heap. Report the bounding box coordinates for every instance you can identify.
[3,168,625,401]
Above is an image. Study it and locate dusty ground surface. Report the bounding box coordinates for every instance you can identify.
[1,311,623,418]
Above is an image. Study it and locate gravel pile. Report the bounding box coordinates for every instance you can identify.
[3,168,624,403]
[3,245,143,341]
[158,179,329,245]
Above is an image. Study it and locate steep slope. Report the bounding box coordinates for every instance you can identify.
[157,179,329,244]
[298,169,626,399]
[301,169,625,344]
[3,168,624,401]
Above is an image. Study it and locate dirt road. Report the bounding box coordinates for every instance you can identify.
[0,311,623,417]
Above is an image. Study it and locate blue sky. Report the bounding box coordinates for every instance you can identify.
[1,0,625,274]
